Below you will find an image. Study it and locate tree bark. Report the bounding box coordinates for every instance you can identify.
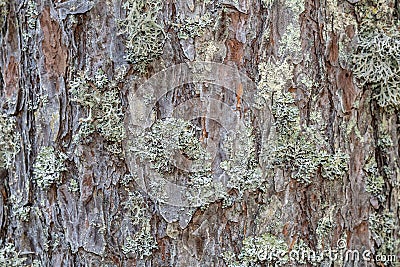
[0,0,399,266]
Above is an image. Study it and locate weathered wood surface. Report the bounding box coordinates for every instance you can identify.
[0,0,399,266]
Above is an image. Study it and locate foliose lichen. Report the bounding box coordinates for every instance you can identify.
[352,26,400,107]
[220,124,263,195]
[173,12,213,40]
[0,243,27,266]
[69,69,125,153]
[0,0,8,29]
[258,60,349,184]
[276,0,305,62]
[223,233,289,267]
[121,191,157,259]
[315,206,335,250]
[369,210,399,265]
[128,117,228,207]
[364,156,386,202]
[352,1,400,108]
[22,0,38,51]
[0,114,20,169]
[10,193,31,222]
[130,118,212,179]
[32,146,67,190]
[118,0,166,74]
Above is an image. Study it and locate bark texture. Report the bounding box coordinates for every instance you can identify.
[0,0,399,266]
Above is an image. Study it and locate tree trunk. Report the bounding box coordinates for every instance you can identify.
[0,0,399,266]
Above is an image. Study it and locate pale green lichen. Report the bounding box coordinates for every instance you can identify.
[130,118,212,183]
[68,178,79,193]
[238,233,289,266]
[118,0,165,74]
[123,229,157,259]
[364,157,386,202]
[220,124,263,195]
[369,210,399,265]
[173,12,213,40]
[258,60,349,184]
[0,243,27,267]
[121,191,157,259]
[14,206,30,222]
[325,0,357,34]
[352,27,400,107]
[26,0,38,30]
[315,206,335,250]
[355,0,396,30]
[69,69,125,152]
[129,118,228,207]
[277,0,304,62]
[96,90,126,143]
[352,1,400,108]
[0,114,20,169]
[33,146,67,190]
[323,0,357,67]
[22,0,38,50]
[377,125,393,150]
[278,23,302,60]
[223,233,290,266]
[11,194,31,222]
[223,234,323,267]
[0,0,8,29]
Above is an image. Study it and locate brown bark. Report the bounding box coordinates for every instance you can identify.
[0,0,399,266]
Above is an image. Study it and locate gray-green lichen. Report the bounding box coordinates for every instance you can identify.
[121,191,157,259]
[0,243,27,267]
[364,156,386,202]
[258,60,349,184]
[118,0,165,73]
[0,114,20,169]
[369,210,399,265]
[68,178,79,193]
[26,0,38,30]
[33,146,67,190]
[223,233,322,266]
[128,118,228,207]
[220,124,263,195]
[315,206,335,251]
[352,1,400,108]
[10,193,31,222]
[355,0,397,30]
[352,26,400,107]
[22,0,38,50]
[223,233,289,266]
[0,0,8,29]
[174,12,213,40]
[277,0,304,62]
[130,118,212,180]
[69,69,125,152]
